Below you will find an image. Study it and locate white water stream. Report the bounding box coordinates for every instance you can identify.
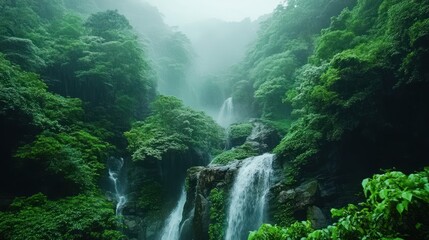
[217,97,234,128]
[108,157,127,216]
[225,153,274,240]
[160,186,187,240]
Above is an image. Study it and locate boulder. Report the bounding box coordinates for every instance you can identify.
[295,180,319,208]
[307,206,328,229]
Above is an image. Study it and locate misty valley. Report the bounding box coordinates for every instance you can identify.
[1,0,429,240]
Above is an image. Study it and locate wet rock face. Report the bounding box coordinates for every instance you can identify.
[268,163,362,229]
[265,178,324,228]
[227,120,281,152]
[122,215,148,240]
[277,180,318,207]
[245,120,282,153]
[294,180,319,208]
[182,161,241,240]
[307,206,327,229]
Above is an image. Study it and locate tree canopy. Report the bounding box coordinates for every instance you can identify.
[126,96,224,161]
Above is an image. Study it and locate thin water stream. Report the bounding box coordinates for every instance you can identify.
[108,157,127,216]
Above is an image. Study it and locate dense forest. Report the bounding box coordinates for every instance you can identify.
[0,0,428,240]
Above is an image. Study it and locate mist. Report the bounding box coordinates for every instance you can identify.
[140,0,282,118]
[86,0,282,120]
[63,0,284,122]
[145,0,282,26]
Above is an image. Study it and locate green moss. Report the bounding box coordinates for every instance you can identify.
[261,119,292,135]
[228,122,253,140]
[208,188,227,240]
[211,143,259,165]
[272,202,296,227]
[185,166,203,192]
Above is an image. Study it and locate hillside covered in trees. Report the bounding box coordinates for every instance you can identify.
[1,0,429,240]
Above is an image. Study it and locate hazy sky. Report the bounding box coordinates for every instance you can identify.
[144,0,282,25]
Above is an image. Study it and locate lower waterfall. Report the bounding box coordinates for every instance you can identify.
[160,186,187,240]
[225,153,274,240]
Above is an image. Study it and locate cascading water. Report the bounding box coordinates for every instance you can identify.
[225,153,274,240]
[108,157,127,216]
[216,97,234,128]
[160,186,187,240]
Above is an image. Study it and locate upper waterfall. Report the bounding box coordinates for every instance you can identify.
[225,153,274,240]
[216,97,234,128]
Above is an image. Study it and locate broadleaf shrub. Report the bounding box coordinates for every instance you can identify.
[249,169,429,240]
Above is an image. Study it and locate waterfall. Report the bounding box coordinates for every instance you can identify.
[217,97,234,128]
[108,157,127,216]
[225,153,274,240]
[160,186,187,240]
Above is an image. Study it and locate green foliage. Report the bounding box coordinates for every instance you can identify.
[1,0,156,143]
[315,30,357,61]
[126,96,224,161]
[156,31,193,99]
[284,63,328,116]
[272,203,296,228]
[250,52,297,89]
[249,221,313,240]
[212,143,259,165]
[208,188,227,240]
[274,0,429,189]
[0,0,44,37]
[85,10,132,41]
[0,36,45,71]
[0,193,125,240]
[57,10,154,135]
[0,54,83,130]
[15,130,112,192]
[274,114,327,184]
[0,2,160,238]
[227,0,356,118]
[255,76,291,119]
[250,169,429,239]
[260,119,292,136]
[409,18,429,47]
[136,180,163,212]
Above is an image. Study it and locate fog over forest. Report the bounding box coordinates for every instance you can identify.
[91,0,282,117]
[145,0,282,25]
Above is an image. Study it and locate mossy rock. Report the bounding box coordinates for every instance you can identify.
[208,188,227,240]
[211,143,259,165]
[228,122,253,147]
[261,118,292,136]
